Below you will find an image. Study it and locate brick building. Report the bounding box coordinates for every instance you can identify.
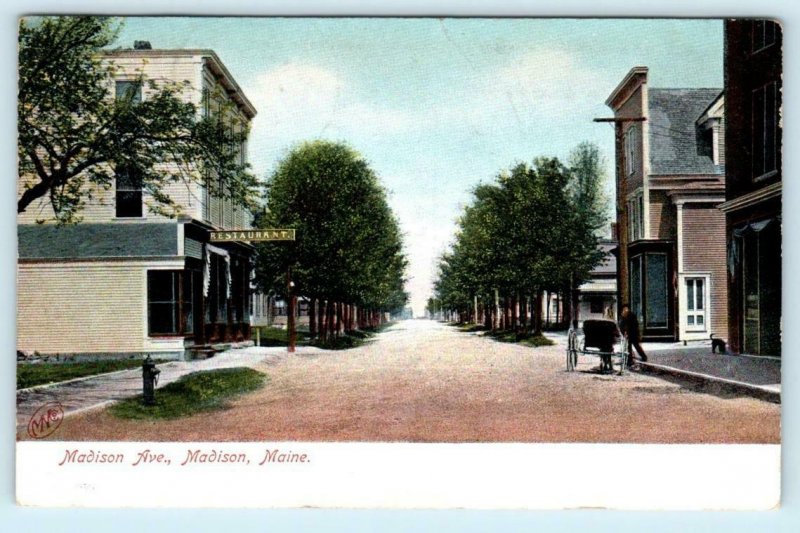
[17,45,257,359]
[720,20,782,356]
[604,67,727,341]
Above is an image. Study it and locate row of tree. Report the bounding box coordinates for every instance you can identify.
[254,141,408,341]
[428,142,608,335]
[18,18,409,340]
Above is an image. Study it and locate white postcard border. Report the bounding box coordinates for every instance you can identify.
[16,441,780,509]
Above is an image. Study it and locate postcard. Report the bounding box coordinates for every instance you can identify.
[16,16,781,509]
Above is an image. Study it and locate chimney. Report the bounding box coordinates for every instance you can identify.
[133,41,152,50]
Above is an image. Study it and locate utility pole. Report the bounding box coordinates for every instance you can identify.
[593,116,645,318]
[286,266,296,353]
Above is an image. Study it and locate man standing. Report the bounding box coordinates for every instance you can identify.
[620,304,647,366]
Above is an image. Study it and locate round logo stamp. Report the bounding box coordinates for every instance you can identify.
[27,402,65,439]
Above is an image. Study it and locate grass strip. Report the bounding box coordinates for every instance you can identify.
[110,367,266,420]
[17,359,164,390]
[483,329,556,348]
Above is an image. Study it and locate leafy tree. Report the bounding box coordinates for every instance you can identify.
[18,16,257,223]
[564,142,611,317]
[254,141,407,339]
[432,145,609,333]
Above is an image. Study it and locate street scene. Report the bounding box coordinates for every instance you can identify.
[17,17,781,445]
[20,320,779,442]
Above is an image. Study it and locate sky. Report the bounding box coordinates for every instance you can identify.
[117,17,723,316]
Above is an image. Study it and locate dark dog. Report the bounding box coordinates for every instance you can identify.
[710,334,726,354]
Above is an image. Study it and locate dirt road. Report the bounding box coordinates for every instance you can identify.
[41,320,780,443]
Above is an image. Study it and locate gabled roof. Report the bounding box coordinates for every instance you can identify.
[648,88,723,175]
[592,240,617,275]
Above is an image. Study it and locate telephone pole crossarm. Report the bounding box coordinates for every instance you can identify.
[592,117,646,123]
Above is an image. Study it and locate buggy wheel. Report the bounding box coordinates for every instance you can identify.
[566,348,577,371]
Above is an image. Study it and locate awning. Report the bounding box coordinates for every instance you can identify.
[204,244,232,298]
[727,217,780,277]
[578,280,617,293]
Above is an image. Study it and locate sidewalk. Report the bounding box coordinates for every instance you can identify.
[16,346,313,431]
[637,341,781,402]
[548,331,781,402]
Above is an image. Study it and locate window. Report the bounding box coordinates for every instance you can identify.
[630,255,642,320]
[752,82,779,180]
[698,126,714,160]
[115,81,142,104]
[685,277,707,331]
[627,193,644,241]
[645,253,668,329]
[751,20,778,53]
[740,221,781,355]
[115,165,143,218]
[630,252,670,332]
[590,297,604,314]
[114,82,143,218]
[218,174,226,225]
[148,271,193,335]
[624,126,638,176]
[202,87,211,118]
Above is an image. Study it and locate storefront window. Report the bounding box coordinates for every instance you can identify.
[148,270,193,335]
[645,253,668,328]
[741,220,781,355]
[630,255,642,319]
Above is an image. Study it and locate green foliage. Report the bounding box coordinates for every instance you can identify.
[484,330,555,347]
[458,323,488,333]
[254,326,311,347]
[110,368,266,420]
[254,140,408,314]
[17,358,166,389]
[432,142,609,323]
[18,16,257,223]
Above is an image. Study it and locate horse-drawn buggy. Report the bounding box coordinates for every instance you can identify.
[566,319,629,375]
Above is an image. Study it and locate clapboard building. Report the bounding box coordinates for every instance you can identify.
[605,67,728,342]
[576,239,618,323]
[17,45,257,359]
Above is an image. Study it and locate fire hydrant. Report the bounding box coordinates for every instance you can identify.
[142,355,161,406]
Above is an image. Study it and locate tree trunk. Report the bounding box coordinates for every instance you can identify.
[325,300,334,340]
[546,292,551,327]
[534,290,543,336]
[318,300,325,340]
[309,297,317,339]
[571,283,580,326]
[511,294,518,334]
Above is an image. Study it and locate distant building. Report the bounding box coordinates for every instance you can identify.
[604,67,727,341]
[18,46,257,359]
[720,20,782,356]
[251,297,311,329]
[576,239,618,323]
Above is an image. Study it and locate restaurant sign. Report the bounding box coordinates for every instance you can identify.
[209,229,296,242]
